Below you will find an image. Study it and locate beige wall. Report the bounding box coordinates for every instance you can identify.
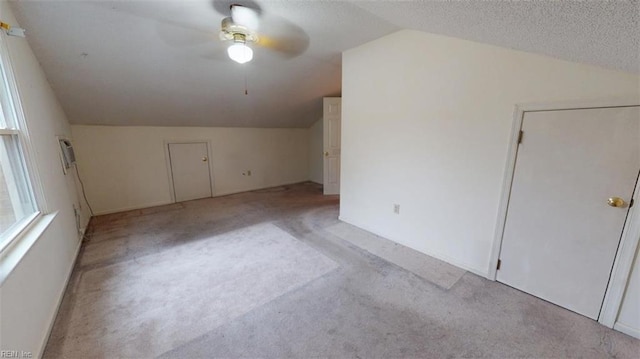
[308,119,323,184]
[0,2,87,356]
[71,125,310,214]
[341,30,639,275]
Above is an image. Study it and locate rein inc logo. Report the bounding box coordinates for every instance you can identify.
[0,351,32,358]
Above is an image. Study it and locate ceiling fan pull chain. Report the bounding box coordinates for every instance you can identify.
[244,66,248,95]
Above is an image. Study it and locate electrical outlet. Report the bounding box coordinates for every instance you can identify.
[393,204,400,214]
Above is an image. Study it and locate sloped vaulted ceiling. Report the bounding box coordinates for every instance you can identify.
[9,0,639,128]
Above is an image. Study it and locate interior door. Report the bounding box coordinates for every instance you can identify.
[497,106,639,320]
[323,97,341,195]
[168,142,212,202]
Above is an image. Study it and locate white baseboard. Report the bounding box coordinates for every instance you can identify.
[93,181,312,216]
[212,180,312,198]
[93,200,173,216]
[614,321,640,339]
[35,235,82,358]
[338,215,488,278]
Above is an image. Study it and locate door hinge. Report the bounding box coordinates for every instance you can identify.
[517,130,524,144]
[496,259,502,270]
[630,198,635,208]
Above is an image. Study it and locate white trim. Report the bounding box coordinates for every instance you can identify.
[488,104,525,280]
[0,31,46,254]
[163,140,176,203]
[489,98,640,329]
[0,212,55,285]
[600,183,640,326]
[163,139,216,203]
[0,133,26,219]
[0,31,47,213]
[92,200,174,216]
[35,235,83,358]
[497,98,640,113]
[213,180,311,198]
[92,180,311,215]
[0,210,40,253]
[338,214,488,277]
[613,321,640,339]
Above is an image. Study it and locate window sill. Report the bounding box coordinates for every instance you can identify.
[0,211,57,285]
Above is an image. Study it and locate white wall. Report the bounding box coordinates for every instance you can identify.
[309,118,323,184]
[0,2,88,357]
[71,125,310,214]
[341,30,640,276]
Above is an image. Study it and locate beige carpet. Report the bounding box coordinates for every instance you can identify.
[44,183,640,358]
[48,222,337,358]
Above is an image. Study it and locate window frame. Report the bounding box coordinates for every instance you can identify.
[0,29,46,254]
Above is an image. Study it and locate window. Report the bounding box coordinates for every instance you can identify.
[0,31,39,252]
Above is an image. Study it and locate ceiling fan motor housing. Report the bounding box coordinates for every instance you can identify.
[220,17,258,43]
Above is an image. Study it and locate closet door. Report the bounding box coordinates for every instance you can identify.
[168,142,212,202]
[497,106,639,319]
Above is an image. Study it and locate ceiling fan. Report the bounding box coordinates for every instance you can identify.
[97,1,309,63]
[219,5,260,64]
[215,2,309,64]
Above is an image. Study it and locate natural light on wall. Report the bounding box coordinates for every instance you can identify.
[0,30,39,252]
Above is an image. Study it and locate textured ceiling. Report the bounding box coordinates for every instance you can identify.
[9,0,639,128]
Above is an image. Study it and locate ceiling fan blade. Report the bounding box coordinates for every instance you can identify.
[156,21,216,48]
[91,2,217,48]
[231,5,260,30]
[258,34,308,59]
[255,15,309,58]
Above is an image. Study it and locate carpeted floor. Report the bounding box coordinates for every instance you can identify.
[44,182,640,358]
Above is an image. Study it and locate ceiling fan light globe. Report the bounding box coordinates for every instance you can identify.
[227,43,253,64]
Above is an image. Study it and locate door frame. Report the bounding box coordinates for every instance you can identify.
[323,97,341,195]
[489,98,640,327]
[163,140,215,203]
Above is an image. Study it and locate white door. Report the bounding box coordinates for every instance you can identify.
[168,142,212,202]
[497,106,639,320]
[323,97,341,195]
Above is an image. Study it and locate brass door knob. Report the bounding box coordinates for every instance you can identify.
[324,151,329,157]
[607,197,626,208]
[202,157,208,162]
